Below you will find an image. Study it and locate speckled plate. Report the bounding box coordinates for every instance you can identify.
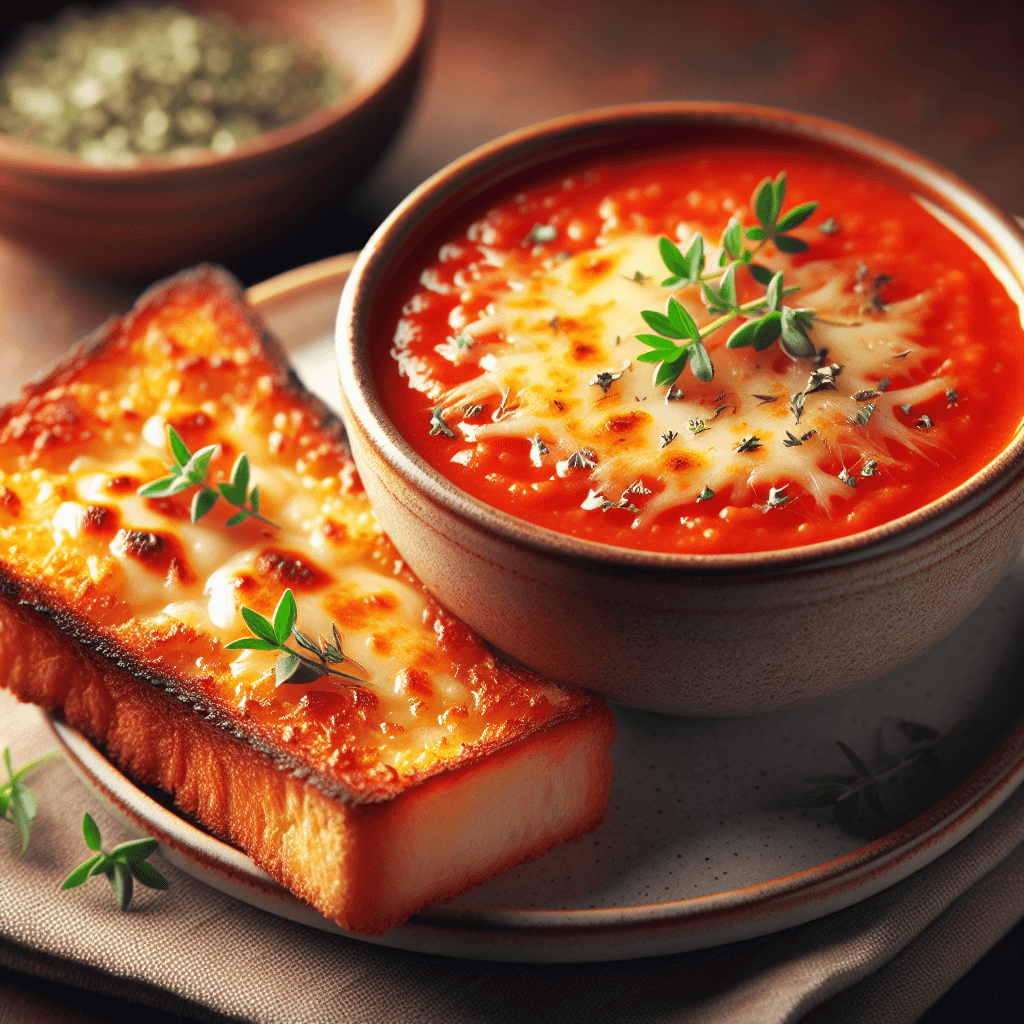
[44,256,1024,963]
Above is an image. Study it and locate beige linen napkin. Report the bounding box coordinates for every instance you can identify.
[2,688,1022,1024]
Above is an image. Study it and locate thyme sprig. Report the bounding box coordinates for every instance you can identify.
[225,588,367,687]
[637,173,819,386]
[139,425,278,528]
[1,748,57,853]
[61,813,168,910]
[796,721,943,832]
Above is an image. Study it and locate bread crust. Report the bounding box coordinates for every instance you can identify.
[0,266,615,934]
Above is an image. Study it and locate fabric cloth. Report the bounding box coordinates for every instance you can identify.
[2,689,1022,1024]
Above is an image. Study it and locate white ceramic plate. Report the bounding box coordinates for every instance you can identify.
[45,255,1024,963]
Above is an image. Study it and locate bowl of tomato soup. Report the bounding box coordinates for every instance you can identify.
[336,103,1024,715]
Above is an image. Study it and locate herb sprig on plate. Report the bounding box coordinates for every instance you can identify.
[637,173,819,386]
[138,425,278,528]
[226,588,367,687]
[795,721,943,832]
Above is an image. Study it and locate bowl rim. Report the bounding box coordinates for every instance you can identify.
[0,0,428,180]
[337,100,1024,575]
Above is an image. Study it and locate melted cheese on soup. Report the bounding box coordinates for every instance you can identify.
[377,152,1024,554]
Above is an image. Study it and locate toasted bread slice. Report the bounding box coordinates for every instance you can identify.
[0,266,614,935]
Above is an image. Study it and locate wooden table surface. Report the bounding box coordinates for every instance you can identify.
[2,1,1022,1020]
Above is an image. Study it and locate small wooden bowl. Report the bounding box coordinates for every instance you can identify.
[336,103,1024,716]
[0,0,428,277]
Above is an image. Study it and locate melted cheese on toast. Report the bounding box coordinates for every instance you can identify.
[0,267,614,932]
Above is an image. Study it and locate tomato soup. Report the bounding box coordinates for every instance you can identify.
[374,152,1024,554]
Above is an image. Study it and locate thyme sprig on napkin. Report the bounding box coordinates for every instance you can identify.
[637,173,820,386]
[139,425,278,528]
[1,748,57,853]
[62,813,168,910]
[226,588,368,687]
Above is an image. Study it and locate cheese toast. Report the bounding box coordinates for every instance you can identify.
[0,266,615,935]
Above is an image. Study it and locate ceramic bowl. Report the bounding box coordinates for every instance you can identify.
[336,102,1024,716]
[0,0,428,276]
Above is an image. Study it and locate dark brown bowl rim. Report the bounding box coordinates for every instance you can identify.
[0,0,427,180]
[338,101,1024,576]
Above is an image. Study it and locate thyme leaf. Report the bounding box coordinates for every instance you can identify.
[763,484,793,512]
[852,402,876,427]
[623,478,653,496]
[567,448,597,470]
[590,367,626,393]
[696,485,715,503]
[805,363,842,394]
[736,436,762,453]
[530,433,549,466]
[429,406,457,438]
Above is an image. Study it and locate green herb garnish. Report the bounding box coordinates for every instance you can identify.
[796,721,944,833]
[636,173,820,386]
[429,406,457,438]
[853,403,876,427]
[138,425,277,528]
[1,748,56,853]
[567,448,597,470]
[225,588,367,687]
[61,813,168,910]
[590,367,626,393]
[763,484,793,513]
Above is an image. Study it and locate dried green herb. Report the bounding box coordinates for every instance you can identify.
[590,367,626,393]
[429,406,456,438]
[567,448,597,470]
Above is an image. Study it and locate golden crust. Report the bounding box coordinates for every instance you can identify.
[0,266,615,933]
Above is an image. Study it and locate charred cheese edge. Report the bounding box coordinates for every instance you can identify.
[0,266,614,933]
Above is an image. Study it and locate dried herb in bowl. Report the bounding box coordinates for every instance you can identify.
[0,3,348,164]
